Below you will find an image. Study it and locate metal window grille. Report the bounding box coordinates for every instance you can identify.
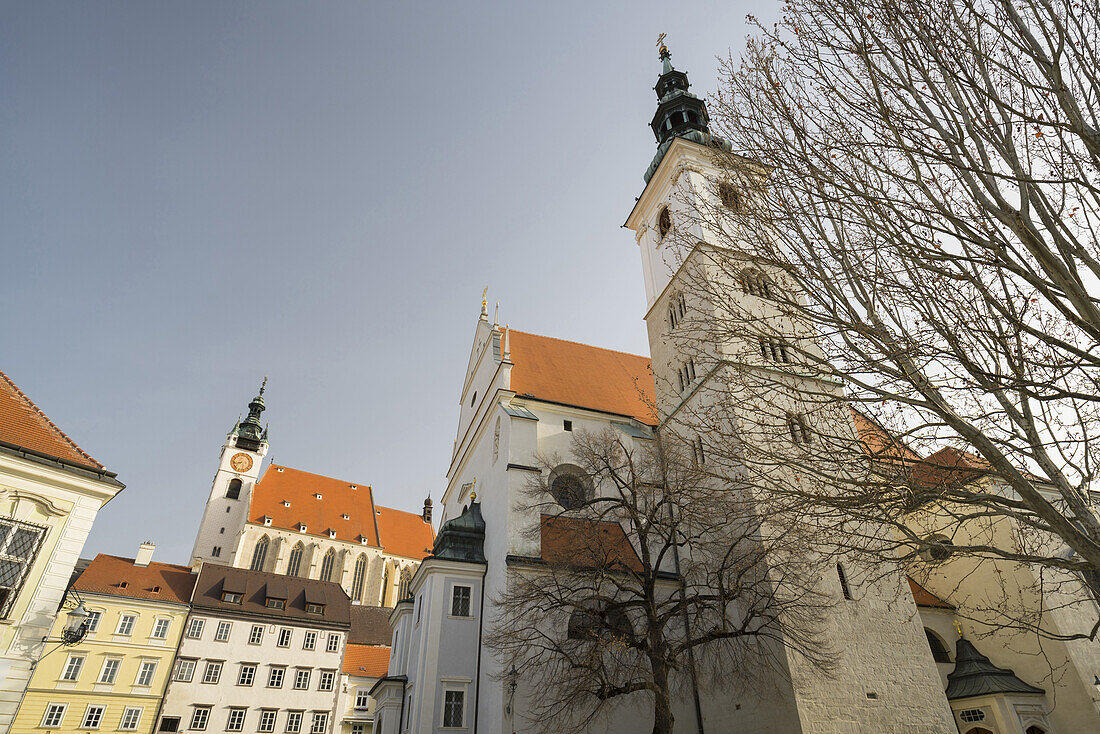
[0,518,46,618]
[452,586,471,617]
[443,690,464,727]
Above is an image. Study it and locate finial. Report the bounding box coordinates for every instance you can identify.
[259,376,267,396]
[657,33,669,58]
[494,302,499,326]
[480,287,489,320]
[470,477,477,502]
[953,619,964,638]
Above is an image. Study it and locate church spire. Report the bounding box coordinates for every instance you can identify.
[235,377,268,452]
[643,36,729,183]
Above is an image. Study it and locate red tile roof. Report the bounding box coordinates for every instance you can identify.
[540,515,643,572]
[376,505,435,560]
[908,577,955,609]
[73,553,196,605]
[250,465,434,559]
[851,408,920,462]
[506,330,656,426]
[343,643,391,677]
[251,465,381,545]
[0,370,104,470]
[909,447,990,488]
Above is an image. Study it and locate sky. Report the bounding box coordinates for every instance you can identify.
[0,1,770,564]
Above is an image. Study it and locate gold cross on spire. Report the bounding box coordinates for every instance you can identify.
[953,619,964,638]
[657,33,668,56]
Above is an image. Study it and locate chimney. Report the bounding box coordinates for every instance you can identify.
[422,496,433,524]
[134,542,155,567]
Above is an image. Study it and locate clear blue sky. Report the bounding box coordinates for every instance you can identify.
[1,1,768,563]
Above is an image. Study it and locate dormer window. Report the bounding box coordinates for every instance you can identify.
[657,206,671,240]
[328,530,337,540]
[118,582,128,589]
[314,493,322,500]
[341,514,350,520]
[306,603,325,615]
[282,501,291,507]
[349,484,357,490]
[298,524,308,533]
[221,591,243,604]
[262,516,272,527]
[265,597,286,610]
[151,585,161,593]
[276,467,284,473]
[359,536,369,545]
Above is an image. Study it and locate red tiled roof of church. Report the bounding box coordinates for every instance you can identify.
[908,577,955,609]
[0,369,104,470]
[506,329,656,426]
[540,515,643,572]
[250,465,434,558]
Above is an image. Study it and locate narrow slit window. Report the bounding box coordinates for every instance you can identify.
[837,563,853,600]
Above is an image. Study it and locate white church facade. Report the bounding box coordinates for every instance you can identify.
[367,45,1100,734]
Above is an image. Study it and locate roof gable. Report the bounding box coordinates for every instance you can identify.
[0,370,105,471]
[507,330,656,426]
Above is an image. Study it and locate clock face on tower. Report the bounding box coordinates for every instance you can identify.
[230,453,253,472]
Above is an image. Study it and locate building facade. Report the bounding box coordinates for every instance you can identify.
[334,607,392,734]
[11,547,195,734]
[189,385,434,606]
[156,564,350,734]
[0,370,124,732]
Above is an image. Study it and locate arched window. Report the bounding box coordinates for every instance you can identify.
[226,479,242,500]
[567,604,633,643]
[319,549,336,583]
[1025,726,1047,734]
[250,536,269,572]
[398,568,411,601]
[657,207,671,239]
[925,628,952,663]
[352,555,367,602]
[549,465,592,510]
[286,542,304,577]
[380,567,390,605]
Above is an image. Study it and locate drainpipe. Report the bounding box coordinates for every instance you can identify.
[472,562,488,734]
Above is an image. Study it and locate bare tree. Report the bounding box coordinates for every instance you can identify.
[656,0,1100,639]
[487,428,836,734]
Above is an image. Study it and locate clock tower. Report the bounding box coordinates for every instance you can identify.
[189,381,269,568]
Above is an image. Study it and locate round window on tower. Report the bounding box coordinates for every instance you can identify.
[922,535,955,562]
[548,465,593,510]
[657,207,672,240]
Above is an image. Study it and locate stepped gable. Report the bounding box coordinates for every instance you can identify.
[250,465,380,545]
[343,643,391,677]
[0,369,106,471]
[506,329,656,426]
[74,554,196,605]
[350,605,393,646]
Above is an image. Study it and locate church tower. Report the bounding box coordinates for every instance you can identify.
[189,381,269,567]
[625,42,957,733]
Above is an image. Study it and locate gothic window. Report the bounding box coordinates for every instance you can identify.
[566,604,633,642]
[718,182,741,212]
[380,568,390,605]
[1025,727,1047,734]
[657,207,671,240]
[677,359,698,394]
[287,542,304,577]
[548,465,592,510]
[692,435,706,466]
[741,270,774,299]
[319,549,336,582]
[787,413,812,444]
[250,536,269,572]
[226,479,242,500]
[837,563,853,600]
[352,555,367,602]
[925,629,952,663]
[760,338,792,364]
[398,569,411,601]
[668,292,687,329]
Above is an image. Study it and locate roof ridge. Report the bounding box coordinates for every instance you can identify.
[265,463,373,489]
[95,553,194,572]
[375,503,428,519]
[0,369,103,469]
[506,329,650,363]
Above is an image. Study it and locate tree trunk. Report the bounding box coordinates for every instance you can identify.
[650,658,675,734]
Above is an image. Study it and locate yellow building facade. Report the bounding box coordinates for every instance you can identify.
[11,550,195,734]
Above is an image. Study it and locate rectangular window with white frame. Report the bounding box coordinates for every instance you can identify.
[40,703,67,728]
[354,688,370,710]
[201,660,222,684]
[0,517,46,619]
[225,707,246,732]
[118,706,143,731]
[326,632,339,652]
[310,712,328,734]
[189,705,211,731]
[451,585,472,617]
[134,660,157,687]
[302,630,317,650]
[115,613,136,636]
[268,665,285,688]
[151,618,171,639]
[238,663,256,686]
[185,617,204,639]
[61,653,85,681]
[249,624,264,644]
[84,609,101,632]
[173,658,196,682]
[258,709,277,733]
[277,628,292,647]
[81,704,106,729]
[443,688,465,728]
[293,668,311,690]
[214,620,231,641]
[318,669,335,691]
[98,658,121,684]
[285,711,304,733]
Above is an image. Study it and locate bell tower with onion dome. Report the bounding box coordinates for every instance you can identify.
[189,380,269,568]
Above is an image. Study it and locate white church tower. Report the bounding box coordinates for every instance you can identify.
[624,41,956,733]
[189,381,269,567]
